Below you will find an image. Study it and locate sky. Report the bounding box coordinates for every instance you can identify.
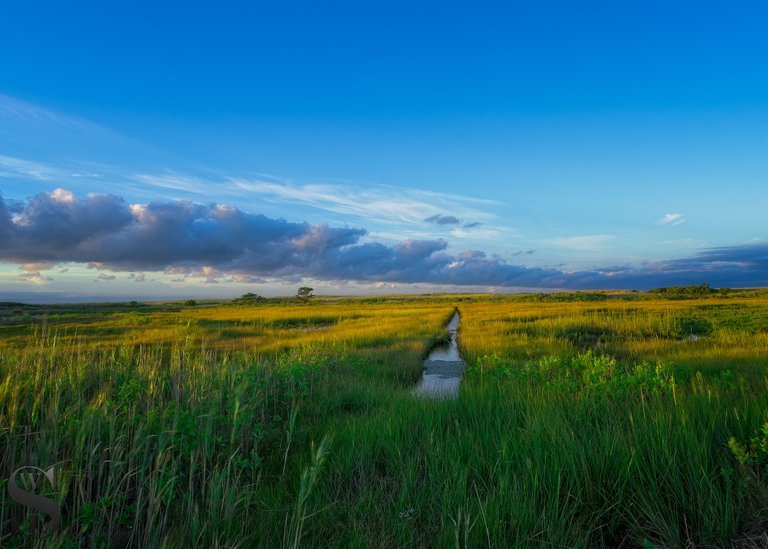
[1,1,767,302]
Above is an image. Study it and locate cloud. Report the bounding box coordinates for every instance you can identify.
[549,235,614,250]
[0,155,67,182]
[0,154,508,247]
[0,94,103,133]
[20,262,55,272]
[661,239,704,246]
[657,213,685,226]
[424,214,462,226]
[230,178,497,226]
[1,189,766,290]
[17,262,54,285]
[133,172,214,194]
[0,93,506,247]
[0,188,562,287]
[450,226,502,240]
[560,243,768,289]
[18,272,52,284]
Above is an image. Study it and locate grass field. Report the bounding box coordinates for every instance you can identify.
[2,291,768,547]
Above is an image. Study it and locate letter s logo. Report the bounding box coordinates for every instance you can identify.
[7,466,61,530]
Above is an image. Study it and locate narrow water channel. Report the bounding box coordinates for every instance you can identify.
[413,312,466,398]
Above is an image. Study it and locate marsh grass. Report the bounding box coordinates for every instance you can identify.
[2,294,768,546]
[0,301,453,546]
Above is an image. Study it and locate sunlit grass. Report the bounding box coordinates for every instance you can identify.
[0,299,455,546]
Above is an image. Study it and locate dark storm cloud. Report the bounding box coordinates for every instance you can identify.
[1,189,766,289]
[0,189,363,274]
[424,214,461,226]
[561,244,768,290]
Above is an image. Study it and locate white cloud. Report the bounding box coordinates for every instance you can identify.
[229,178,498,226]
[0,155,66,181]
[133,172,214,194]
[17,262,55,285]
[0,94,102,133]
[657,213,685,226]
[0,97,507,249]
[449,227,502,239]
[549,235,614,250]
[661,239,704,247]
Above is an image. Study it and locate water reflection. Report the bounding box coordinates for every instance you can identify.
[413,312,466,398]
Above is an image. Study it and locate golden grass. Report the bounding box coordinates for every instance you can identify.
[0,301,457,356]
[458,297,768,376]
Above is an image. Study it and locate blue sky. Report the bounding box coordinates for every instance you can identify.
[1,1,767,301]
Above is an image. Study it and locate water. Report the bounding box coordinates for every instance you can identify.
[413,312,466,398]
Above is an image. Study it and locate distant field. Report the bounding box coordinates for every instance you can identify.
[460,297,768,378]
[0,298,453,355]
[2,291,768,547]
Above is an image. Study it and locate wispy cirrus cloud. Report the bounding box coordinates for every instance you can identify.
[1,94,506,243]
[449,226,502,240]
[133,172,216,194]
[549,235,614,250]
[657,213,685,225]
[661,238,704,247]
[0,151,504,241]
[230,178,498,227]
[0,94,104,133]
[0,155,69,182]
[0,94,188,191]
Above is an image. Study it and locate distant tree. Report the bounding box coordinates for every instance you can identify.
[296,287,314,303]
[695,283,712,295]
[650,284,715,299]
[184,299,197,306]
[232,293,265,305]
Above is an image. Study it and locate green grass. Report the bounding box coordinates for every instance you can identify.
[2,293,768,546]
